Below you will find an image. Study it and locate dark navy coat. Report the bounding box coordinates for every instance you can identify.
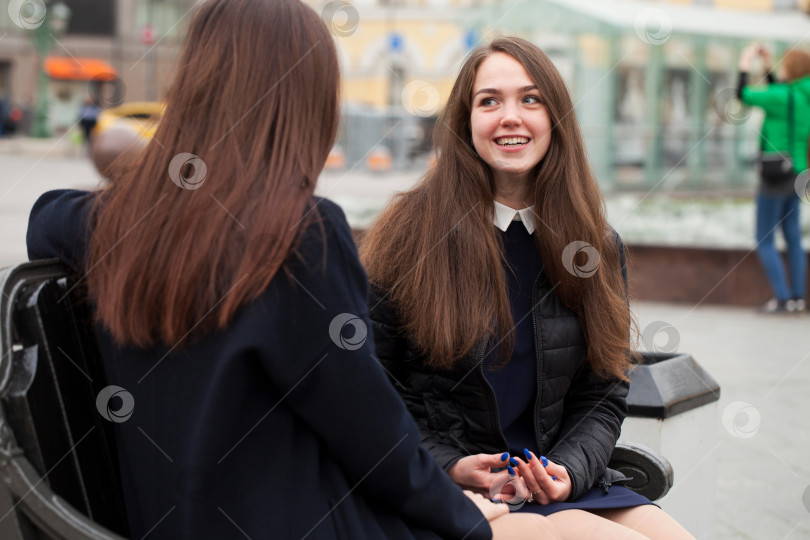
[27,190,492,540]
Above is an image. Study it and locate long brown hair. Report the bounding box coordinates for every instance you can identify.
[360,37,635,380]
[88,0,340,347]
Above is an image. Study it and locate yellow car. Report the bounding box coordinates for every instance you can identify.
[93,101,164,140]
[90,102,163,179]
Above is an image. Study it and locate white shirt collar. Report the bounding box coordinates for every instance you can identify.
[493,201,535,234]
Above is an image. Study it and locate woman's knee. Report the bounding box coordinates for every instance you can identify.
[782,222,803,246]
[756,239,777,256]
[592,505,695,540]
[756,197,781,242]
[546,509,650,540]
[490,513,562,540]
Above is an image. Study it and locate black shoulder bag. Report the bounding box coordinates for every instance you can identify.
[759,87,795,186]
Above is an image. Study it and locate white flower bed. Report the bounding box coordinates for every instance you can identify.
[331,196,384,230]
[606,196,810,250]
[333,194,810,250]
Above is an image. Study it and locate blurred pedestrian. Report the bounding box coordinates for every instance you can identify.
[0,90,8,137]
[5,105,22,135]
[77,97,100,145]
[738,44,810,313]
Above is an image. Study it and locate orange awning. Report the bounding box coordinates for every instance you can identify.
[44,57,118,81]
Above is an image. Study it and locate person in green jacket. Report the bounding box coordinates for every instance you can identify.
[738,45,810,313]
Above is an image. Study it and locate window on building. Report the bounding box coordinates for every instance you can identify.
[0,8,12,30]
[388,64,405,107]
[136,0,197,38]
[64,0,117,36]
[0,62,11,99]
[773,0,799,9]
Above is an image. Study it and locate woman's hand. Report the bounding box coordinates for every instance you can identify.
[511,450,572,504]
[757,45,774,72]
[739,42,773,73]
[448,453,510,495]
[739,44,758,72]
[463,490,509,522]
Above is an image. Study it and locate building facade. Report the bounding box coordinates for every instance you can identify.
[0,0,194,133]
[1,0,808,188]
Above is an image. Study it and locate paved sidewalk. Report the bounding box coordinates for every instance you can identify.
[0,153,421,268]
[632,302,810,540]
[0,135,82,159]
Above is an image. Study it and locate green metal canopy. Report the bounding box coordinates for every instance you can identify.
[466,0,810,45]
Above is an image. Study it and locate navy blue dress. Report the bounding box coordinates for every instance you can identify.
[27,190,492,540]
[487,219,653,516]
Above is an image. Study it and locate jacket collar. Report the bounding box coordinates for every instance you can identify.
[493,200,535,234]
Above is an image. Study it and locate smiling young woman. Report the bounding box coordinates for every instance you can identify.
[360,37,695,540]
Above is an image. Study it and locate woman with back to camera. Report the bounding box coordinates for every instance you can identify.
[26,2,561,538]
[737,44,810,314]
[361,37,695,540]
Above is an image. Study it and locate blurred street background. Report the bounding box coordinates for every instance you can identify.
[3,0,810,538]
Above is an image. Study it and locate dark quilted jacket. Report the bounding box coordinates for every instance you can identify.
[368,233,630,501]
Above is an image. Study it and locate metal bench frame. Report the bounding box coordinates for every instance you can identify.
[0,260,126,540]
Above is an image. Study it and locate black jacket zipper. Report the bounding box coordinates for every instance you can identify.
[477,336,509,451]
[531,270,543,452]
[477,268,545,454]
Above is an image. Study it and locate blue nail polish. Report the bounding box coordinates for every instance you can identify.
[552,476,557,481]
[540,456,548,467]
[508,457,519,467]
[507,465,515,476]
[523,448,533,461]
[491,499,503,504]
[500,452,509,462]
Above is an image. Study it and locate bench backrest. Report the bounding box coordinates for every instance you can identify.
[0,260,128,540]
